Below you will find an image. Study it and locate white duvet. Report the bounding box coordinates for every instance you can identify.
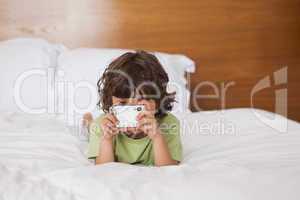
[0,108,299,200]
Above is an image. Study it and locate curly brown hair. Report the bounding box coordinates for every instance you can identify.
[97,50,176,118]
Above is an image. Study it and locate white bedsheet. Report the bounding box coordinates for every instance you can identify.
[0,109,299,200]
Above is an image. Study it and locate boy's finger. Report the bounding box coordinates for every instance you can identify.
[106,114,118,124]
[138,124,151,134]
[102,119,113,127]
[106,122,115,129]
[106,126,117,134]
[111,129,119,135]
[136,112,144,120]
[137,111,154,120]
[118,127,127,132]
[137,120,151,128]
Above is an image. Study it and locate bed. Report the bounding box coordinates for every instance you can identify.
[1,109,300,200]
[0,38,299,200]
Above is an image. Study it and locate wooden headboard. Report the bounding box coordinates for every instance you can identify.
[1,0,299,121]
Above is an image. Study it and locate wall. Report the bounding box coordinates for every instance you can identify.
[0,0,299,121]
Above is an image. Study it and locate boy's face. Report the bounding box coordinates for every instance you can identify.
[112,96,156,136]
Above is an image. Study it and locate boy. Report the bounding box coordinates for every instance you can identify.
[86,50,182,166]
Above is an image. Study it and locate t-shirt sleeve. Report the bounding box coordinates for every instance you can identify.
[87,117,103,159]
[160,114,183,162]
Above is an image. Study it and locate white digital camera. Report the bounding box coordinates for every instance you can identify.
[110,105,145,128]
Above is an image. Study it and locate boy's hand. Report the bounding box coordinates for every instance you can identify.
[100,113,119,140]
[137,100,160,139]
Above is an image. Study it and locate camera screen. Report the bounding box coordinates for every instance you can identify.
[111,105,145,128]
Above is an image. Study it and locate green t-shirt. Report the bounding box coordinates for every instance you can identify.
[87,113,182,166]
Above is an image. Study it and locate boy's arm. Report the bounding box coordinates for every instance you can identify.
[152,130,179,166]
[95,137,115,164]
[136,101,181,166]
[95,113,119,165]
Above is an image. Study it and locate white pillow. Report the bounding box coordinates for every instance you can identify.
[55,48,195,126]
[0,38,64,113]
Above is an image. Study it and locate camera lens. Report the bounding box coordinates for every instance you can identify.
[137,107,142,111]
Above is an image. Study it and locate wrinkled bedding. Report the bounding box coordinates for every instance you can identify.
[0,109,299,200]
